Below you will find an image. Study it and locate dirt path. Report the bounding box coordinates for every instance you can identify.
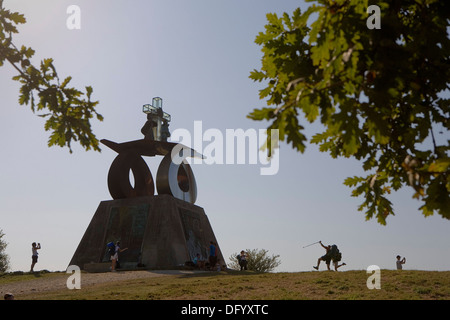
[0,270,203,298]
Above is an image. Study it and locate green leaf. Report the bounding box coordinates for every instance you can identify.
[247,107,274,121]
[61,76,72,89]
[249,69,266,82]
[248,0,450,223]
[9,11,26,24]
[427,158,450,173]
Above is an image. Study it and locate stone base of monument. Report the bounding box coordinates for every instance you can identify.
[69,195,225,271]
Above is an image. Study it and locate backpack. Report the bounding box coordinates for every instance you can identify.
[330,245,341,261]
[107,242,116,256]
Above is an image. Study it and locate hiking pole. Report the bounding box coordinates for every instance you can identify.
[302,241,320,248]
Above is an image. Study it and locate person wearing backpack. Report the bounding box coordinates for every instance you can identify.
[110,241,128,272]
[330,245,346,271]
[313,241,332,270]
[313,242,346,271]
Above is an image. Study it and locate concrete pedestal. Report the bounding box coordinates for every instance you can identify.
[69,195,224,271]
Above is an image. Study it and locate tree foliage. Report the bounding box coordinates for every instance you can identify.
[0,229,10,273]
[228,248,281,272]
[249,0,449,224]
[0,0,103,152]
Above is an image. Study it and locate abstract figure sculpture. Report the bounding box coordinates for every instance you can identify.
[101,97,202,203]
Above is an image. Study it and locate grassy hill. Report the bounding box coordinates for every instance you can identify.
[1,269,449,300]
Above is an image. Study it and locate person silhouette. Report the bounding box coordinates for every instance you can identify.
[30,242,41,272]
[313,241,331,270]
[396,255,406,270]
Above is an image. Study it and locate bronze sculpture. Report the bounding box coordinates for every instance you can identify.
[101,97,201,203]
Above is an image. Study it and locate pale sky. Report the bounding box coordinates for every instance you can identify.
[1,0,448,274]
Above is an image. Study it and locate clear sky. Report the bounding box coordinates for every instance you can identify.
[1,0,448,273]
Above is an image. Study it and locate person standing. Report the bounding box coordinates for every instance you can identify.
[208,241,217,271]
[239,250,248,271]
[30,242,41,272]
[396,255,406,270]
[111,241,128,272]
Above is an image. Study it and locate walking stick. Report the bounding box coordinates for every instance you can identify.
[302,241,320,248]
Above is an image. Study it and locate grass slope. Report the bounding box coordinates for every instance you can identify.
[1,269,449,300]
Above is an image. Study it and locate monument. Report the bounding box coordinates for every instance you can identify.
[69,97,225,271]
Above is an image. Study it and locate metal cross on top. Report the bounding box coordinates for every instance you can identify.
[141,97,171,142]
